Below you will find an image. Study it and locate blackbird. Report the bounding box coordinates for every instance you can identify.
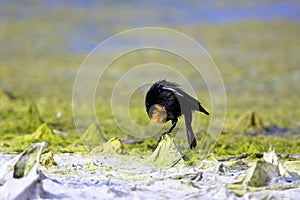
[145,80,209,149]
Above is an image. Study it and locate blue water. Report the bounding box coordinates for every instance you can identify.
[39,0,300,25]
[1,0,299,53]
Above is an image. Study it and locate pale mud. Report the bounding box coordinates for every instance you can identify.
[1,152,300,200]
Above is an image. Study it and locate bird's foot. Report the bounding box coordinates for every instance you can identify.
[157,132,169,144]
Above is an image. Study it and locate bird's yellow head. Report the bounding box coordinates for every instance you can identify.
[149,104,167,124]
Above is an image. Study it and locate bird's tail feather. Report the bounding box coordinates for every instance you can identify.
[197,102,209,115]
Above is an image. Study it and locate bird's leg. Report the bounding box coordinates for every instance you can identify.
[158,120,177,143]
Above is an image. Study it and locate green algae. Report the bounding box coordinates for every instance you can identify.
[91,137,126,155]
[13,142,48,178]
[22,102,43,133]
[242,161,279,187]
[0,89,15,102]
[228,149,300,196]
[0,123,80,154]
[87,160,96,170]
[81,123,107,150]
[144,135,184,167]
[231,111,265,132]
[283,161,300,178]
[40,151,58,168]
[0,142,49,200]
[222,159,249,171]
[0,19,300,162]
[213,131,300,159]
[122,138,156,155]
[26,123,65,144]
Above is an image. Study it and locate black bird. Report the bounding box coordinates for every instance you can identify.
[145,80,209,149]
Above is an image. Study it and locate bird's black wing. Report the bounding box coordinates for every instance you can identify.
[160,81,209,115]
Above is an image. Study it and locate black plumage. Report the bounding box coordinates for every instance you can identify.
[145,80,209,149]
